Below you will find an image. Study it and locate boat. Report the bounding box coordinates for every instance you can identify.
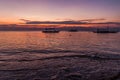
[93,28,119,33]
[68,29,78,32]
[42,28,60,33]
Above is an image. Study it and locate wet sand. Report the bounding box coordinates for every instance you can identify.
[0,51,120,80]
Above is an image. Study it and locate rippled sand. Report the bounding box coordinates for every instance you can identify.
[0,51,120,80]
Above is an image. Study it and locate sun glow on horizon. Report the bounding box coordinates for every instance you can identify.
[0,0,120,28]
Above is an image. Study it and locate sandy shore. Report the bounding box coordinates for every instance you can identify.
[0,51,120,80]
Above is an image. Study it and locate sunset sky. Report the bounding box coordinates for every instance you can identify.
[0,0,120,25]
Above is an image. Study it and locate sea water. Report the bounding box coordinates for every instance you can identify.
[0,31,120,54]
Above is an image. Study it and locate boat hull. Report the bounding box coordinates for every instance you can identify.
[42,31,60,33]
[93,31,119,33]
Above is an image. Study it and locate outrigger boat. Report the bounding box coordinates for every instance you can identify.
[42,28,60,33]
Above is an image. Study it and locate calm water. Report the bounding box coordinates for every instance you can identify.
[0,31,120,54]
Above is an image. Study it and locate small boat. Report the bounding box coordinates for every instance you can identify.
[68,29,78,32]
[93,28,119,33]
[42,28,60,33]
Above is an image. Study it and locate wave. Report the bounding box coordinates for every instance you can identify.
[1,48,119,54]
[0,50,120,62]
[0,49,84,54]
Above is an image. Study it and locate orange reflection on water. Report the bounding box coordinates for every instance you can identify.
[0,31,120,53]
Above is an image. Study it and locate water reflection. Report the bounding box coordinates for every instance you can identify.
[0,31,120,53]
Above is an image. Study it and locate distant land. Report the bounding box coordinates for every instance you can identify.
[0,24,120,32]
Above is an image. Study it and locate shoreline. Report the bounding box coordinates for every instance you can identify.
[0,52,120,80]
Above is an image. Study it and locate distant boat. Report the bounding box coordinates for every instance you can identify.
[42,28,60,33]
[93,27,119,33]
[68,29,78,32]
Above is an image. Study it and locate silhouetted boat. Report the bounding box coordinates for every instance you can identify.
[68,29,78,32]
[93,28,119,33]
[42,28,60,33]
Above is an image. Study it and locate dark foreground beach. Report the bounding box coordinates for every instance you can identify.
[0,50,120,80]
